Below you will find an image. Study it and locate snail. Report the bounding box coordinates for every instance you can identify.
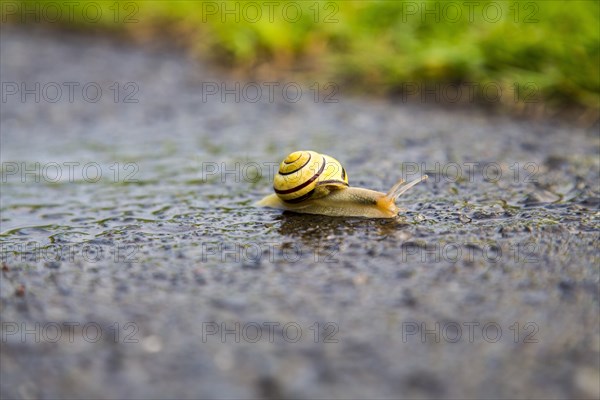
[257,151,428,218]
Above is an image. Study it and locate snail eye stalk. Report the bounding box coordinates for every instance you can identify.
[385,175,429,202]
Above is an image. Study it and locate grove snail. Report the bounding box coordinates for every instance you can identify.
[257,151,428,218]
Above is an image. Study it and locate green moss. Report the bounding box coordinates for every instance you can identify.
[4,0,598,111]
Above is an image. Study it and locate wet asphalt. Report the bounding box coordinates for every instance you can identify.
[1,27,599,399]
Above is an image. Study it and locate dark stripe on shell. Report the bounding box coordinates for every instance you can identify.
[274,156,326,195]
[284,152,302,164]
[283,188,316,204]
[279,152,312,176]
[317,180,349,187]
[341,167,346,181]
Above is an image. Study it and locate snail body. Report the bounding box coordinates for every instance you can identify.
[257,151,428,218]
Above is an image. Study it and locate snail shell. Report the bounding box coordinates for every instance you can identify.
[257,150,428,218]
[273,151,348,203]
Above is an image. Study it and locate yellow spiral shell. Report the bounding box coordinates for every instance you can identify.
[273,151,349,203]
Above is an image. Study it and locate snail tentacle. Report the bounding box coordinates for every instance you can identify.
[385,175,429,202]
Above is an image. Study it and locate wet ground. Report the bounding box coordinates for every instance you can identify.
[1,27,599,399]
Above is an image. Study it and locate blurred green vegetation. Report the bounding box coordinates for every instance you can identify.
[3,0,599,113]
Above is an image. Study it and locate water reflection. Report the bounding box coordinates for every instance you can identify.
[274,212,410,247]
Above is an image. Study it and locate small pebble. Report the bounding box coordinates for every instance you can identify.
[575,367,600,399]
[459,214,472,223]
[15,284,25,297]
